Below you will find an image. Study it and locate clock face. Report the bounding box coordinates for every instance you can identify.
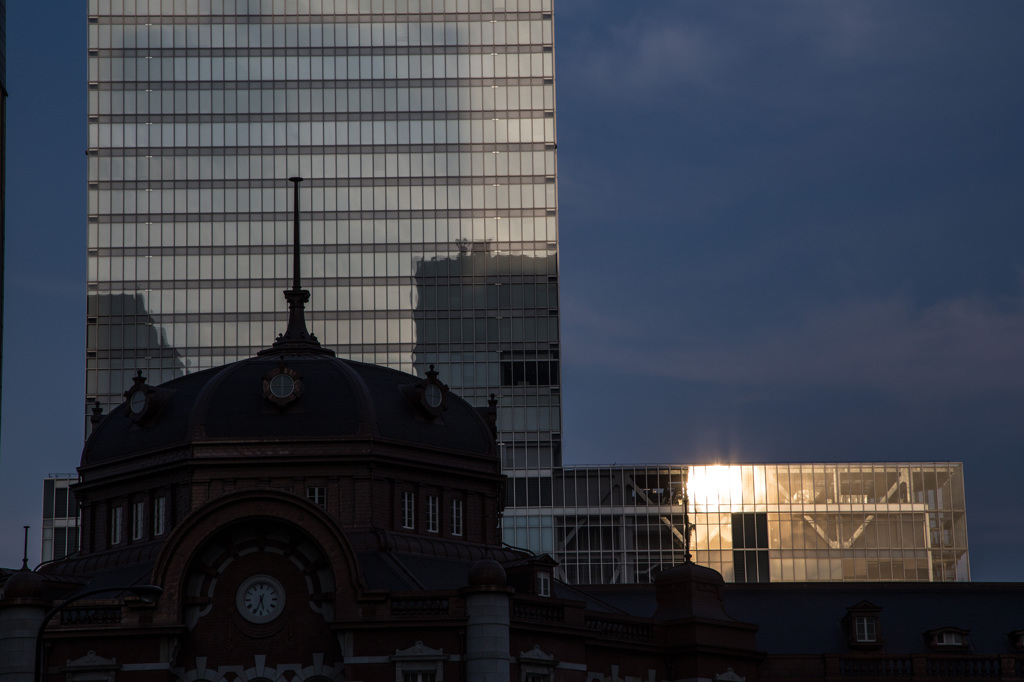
[245,582,278,615]
[236,575,286,624]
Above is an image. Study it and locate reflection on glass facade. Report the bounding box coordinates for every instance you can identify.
[502,463,970,584]
[42,475,81,564]
[86,0,561,464]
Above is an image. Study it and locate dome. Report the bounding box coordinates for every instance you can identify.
[1,568,47,602]
[467,559,507,587]
[82,352,497,467]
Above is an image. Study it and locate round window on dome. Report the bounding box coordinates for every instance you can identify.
[424,383,443,408]
[263,363,302,408]
[269,373,295,399]
[129,390,147,414]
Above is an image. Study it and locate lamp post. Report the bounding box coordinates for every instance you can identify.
[34,584,162,682]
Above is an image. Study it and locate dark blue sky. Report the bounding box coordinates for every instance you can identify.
[2,2,1023,579]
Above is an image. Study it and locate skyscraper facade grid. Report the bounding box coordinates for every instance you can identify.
[86,0,561,469]
[502,462,970,584]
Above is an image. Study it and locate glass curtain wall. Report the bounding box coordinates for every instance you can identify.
[86,0,561,467]
[41,475,81,564]
[502,463,970,585]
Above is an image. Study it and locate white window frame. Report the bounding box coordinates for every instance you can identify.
[153,496,166,536]
[131,500,145,540]
[936,631,965,646]
[427,495,439,533]
[537,571,551,597]
[450,499,463,536]
[110,506,123,545]
[307,486,327,508]
[855,616,877,642]
[402,491,415,529]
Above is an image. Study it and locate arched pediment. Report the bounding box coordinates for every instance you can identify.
[151,488,368,625]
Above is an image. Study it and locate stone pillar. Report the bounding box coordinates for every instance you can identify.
[0,570,50,682]
[461,560,512,682]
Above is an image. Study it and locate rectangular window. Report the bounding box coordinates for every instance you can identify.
[451,499,463,536]
[43,480,55,520]
[306,486,327,508]
[537,571,551,597]
[855,616,877,642]
[153,497,167,536]
[54,528,68,561]
[402,491,415,529]
[427,495,439,533]
[110,506,123,545]
[131,501,145,540]
[507,476,553,507]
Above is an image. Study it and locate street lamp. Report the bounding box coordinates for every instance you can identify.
[34,584,162,682]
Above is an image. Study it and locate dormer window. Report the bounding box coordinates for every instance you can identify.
[537,571,551,597]
[855,616,877,643]
[937,632,963,646]
[926,628,969,650]
[845,601,883,649]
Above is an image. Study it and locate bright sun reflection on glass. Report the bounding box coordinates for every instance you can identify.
[687,465,744,513]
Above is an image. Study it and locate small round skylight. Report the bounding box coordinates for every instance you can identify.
[269,373,296,399]
[424,383,443,408]
[129,390,147,414]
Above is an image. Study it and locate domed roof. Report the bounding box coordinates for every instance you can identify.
[1,568,48,601]
[83,353,496,467]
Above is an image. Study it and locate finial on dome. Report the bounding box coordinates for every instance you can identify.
[682,470,696,563]
[91,400,105,426]
[21,524,29,569]
[258,177,334,357]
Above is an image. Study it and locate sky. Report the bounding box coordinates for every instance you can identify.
[1,2,1023,579]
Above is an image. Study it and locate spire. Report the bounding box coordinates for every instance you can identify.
[682,471,696,563]
[21,525,29,570]
[258,177,335,357]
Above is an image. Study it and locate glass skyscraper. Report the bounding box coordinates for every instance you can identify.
[502,462,969,584]
[86,0,561,467]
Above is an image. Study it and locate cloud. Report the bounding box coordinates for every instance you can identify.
[564,294,1024,397]
[557,3,946,108]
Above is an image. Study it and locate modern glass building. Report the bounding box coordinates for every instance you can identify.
[502,463,969,584]
[86,0,561,468]
[41,475,81,564]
